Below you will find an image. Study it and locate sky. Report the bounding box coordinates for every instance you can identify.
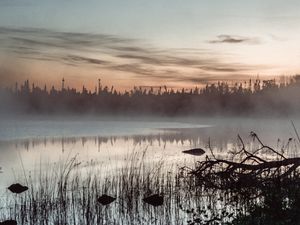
[0,0,300,90]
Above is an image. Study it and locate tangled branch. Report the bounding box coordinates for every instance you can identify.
[190,132,300,191]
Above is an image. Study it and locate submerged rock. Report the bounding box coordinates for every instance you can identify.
[143,194,164,206]
[8,183,28,194]
[97,194,116,205]
[182,148,205,156]
[0,220,17,225]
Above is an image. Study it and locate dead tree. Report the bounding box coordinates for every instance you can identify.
[190,132,300,191]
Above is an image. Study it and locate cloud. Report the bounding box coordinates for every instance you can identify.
[209,35,261,44]
[110,64,156,76]
[0,27,267,85]
[62,55,109,66]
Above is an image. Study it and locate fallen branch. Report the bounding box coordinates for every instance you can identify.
[189,132,300,190]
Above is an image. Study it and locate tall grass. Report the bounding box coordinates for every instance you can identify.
[3,137,292,225]
[0,149,207,225]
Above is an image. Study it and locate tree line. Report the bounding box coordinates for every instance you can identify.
[1,76,300,116]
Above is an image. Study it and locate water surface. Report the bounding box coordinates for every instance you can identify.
[0,117,299,189]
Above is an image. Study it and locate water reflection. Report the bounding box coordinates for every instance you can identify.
[0,122,298,186]
[0,128,206,188]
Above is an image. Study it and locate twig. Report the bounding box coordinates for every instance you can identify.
[250,131,286,159]
[208,138,217,160]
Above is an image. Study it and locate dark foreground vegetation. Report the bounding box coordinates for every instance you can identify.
[1,132,300,224]
[190,132,300,225]
[1,75,300,116]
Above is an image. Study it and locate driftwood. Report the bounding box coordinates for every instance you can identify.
[190,132,300,191]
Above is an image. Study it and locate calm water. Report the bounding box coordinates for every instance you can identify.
[0,117,299,189]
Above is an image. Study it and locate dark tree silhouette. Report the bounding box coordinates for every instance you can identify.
[1,75,300,116]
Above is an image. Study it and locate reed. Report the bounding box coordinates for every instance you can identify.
[0,149,203,225]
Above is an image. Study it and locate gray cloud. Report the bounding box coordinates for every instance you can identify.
[0,27,266,85]
[209,35,261,44]
[62,55,109,66]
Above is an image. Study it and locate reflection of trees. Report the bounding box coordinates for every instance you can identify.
[2,133,202,149]
[2,75,300,115]
[0,128,236,154]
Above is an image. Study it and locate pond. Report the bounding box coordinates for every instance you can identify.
[0,117,299,224]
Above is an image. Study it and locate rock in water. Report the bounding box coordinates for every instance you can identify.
[8,183,28,194]
[97,195,116,205]
[0,220,17,225]
[182,148,205,156]
[143,194,164,206]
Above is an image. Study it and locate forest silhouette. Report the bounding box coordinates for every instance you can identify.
[1,76,300,116]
